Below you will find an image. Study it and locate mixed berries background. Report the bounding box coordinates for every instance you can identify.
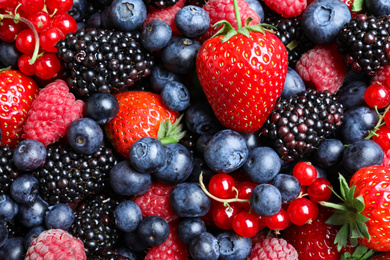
[2,0,390,259]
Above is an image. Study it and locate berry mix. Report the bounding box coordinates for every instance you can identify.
[2,0,390,259]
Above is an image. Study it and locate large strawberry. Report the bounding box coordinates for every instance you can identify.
[105,91,182,159]
[196,2,288,133]
[0,70,39,148]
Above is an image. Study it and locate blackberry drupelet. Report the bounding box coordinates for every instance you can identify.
[264,16,314,68]
[33,143,117,205]
[57,28,155,98]
[261,90,344,162]
[5,219,27,239]
[0,146,20,196]
[336,14,390,76]
[70,195,120,257]
[143,0,179,9]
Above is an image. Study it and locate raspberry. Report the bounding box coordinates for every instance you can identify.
[145,222,188,260]
[22,79,84,146]
[296,44,347,94]
[25,229,86,260]
[201,0,260,41]
[251,230,276,247]
[248,237,298,260]
[381,149,390,167]
[263,0,307,18]
[133,181,179,223]
[371,65,390,87]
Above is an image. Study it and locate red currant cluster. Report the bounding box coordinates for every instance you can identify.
[0,0,76,79]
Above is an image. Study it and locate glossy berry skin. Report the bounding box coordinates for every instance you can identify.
[18,53,36,75]
[21,0,45,14]
[18,196,49,228]
[0,195,18,222]
[365,0,390,16]
[281,67,306,99]
[293,162,317,186]
[51,14,78,36]
[216,230,252,260]
[264,208,289,231]
[373,125,390,152]
[272,173,301,203]
[84,93,119,125]
[0,237,24,260]
[129,137,166,174]
[44,203,75,230]
[67,118,104,155]
[287,198,319,226]
[114,201,142,233]
[175,5,210,38]
[307,178,332,202]
[13,139,46,171]
[39,26,64,53]
[250,184,282,217]
[364,84,390,109]
[34,53,61,80]
[232,212,260,238]
[313,138,344,169]
[0,42,22,69]
[212,202,240,230]
[204,129,249,173]
[137,216,169,247]
[177,217,207,245]
[208,173,236,199]
[0,224,8,248]
[46,0,73,14]
[24,226,46,250]
[27,11,51,33]
[150,65,182,94]
[189,232,220,260]
[10,174,39,205]
[15,29,35,54]
[0,19,22,43]
[337,80,368,110]
[161,81,190,112]
[196,31,288,133]
[109,0,147,32]
[141,20,172,52]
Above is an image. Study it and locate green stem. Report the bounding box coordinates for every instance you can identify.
[0,66,11,72]
[232,0,242,30]
[365,104,390,140]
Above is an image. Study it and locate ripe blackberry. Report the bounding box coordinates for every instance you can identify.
[336,14,390,76]
[264,16,314,68]
[0,146,20,196]
[5,219,27,238]
[70,195,120,257]
[57,28,155,98]
[261,90,344,162]
[143,0,179,9]
[33,144,117,205]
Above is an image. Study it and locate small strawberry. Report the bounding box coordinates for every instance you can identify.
[196,2,288,133]
[105,91,182,159]
[0,70,39,148]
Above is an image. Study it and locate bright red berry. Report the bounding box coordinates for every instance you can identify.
[307,178,332,203]
[364,84,390,109]
[34,53,61,80]
[51,13,77,36]
[39,26,65,52]
[21,0,45,14]
[28,11,51,33]
[212,202,240,230]
[264,208,289,231]
[46,0,73,14]
[0,19,22,42]
[293,162,317,186]
[15,29,35,54]
[208,173,236,199]
[18,53,36,75]
[287,198,319,226]
[373,125,390,152]
[236,181,257,211]
[232,212,260,238]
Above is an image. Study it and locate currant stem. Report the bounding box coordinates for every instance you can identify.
[232,0,242,30]
[365,104,390,140]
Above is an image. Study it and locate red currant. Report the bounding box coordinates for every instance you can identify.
[257,214,267,231]
[28,11,51,33]
[264,208,289,231]
[18,53,36,75]
[287,198,319,226]
[51,14,77,36]
[39,26,64,52]
[34,53,61,80]
[373,125,390,152]
[21,0,44,14]
[364,84,390,109]
[0,19,22,42]
[292,162,317,186]
[0,0,18,9]
[232,212,259,238]
[236,181,257,212]
[15,29,35,54]
[209,173,236,199]
[307,178,332,203]
[212,202,240,230]
[46,0,73,14]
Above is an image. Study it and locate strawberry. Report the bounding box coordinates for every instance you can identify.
[105,91,182,159]
[196,5,288,133]
[0,70,39,148]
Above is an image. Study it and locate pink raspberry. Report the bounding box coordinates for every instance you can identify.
[296,44,347,94]
[248,237,298,260]
[25,229,86,260]
[263,0,307,18]
[22,79,84,146]
[371,65,390,87]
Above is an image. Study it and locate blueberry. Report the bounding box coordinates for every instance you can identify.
[114,201,142,233]
[141,20,172,52]
[189,232,220,260]
[170,183,211,217]
[110,160,152,196]
[242,146,281,184]
[365,0,390,16]
[137,216,169,247]
[44,203,75,230]
[185,155,214,185]
[129,137,166,174]
[313,139,345,169]
[68,0,87,22]
[337,81,368,110]
[161,81,190,112]
[24,226,46,250]
[196,134,214,155]
[244,0,264,22]
[67,118,104,155]
[154,143,194,185]
[116,247,138,260]
[272,174,301,203]
[109,0,147,31]
[185,102,222,136]
[0,237,24,260]
[101,7,114,29]
[301,0,351,45]
[241,132,262,151]
[338,106,379,144]
[150,64,183,93]
[343,70,370,85]
[216,231,252,260]
[10,174,39,205]
[0,225,7,248]
[0,42,22,69]
[177,217,207,245]
[281,67,306,99]
[250,184,282,216]
[18,196,48,228]
[162,36,201,74]
[13,139,46,172]
[123,231,149,252]
[76,22,87,30]
[175,5,210,38]
[204,129,249,173]
[0,195,18,223]
[343,139,384,174]
[87,12,102,28]
[85,93,119,124]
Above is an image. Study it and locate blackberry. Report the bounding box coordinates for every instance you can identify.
[336,14,390,76]
[0,146,20,196]
[33,144,117,205]
[57,28,155,98]
[70,195,120,257]
[261,90,344,162]
[4,220,27,239]
[264,16,314,68]
[143,0,179,9]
